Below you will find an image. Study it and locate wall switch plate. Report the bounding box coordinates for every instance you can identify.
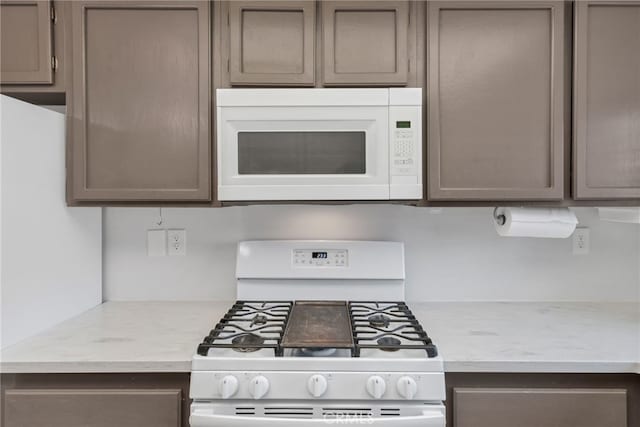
[147,229,167,257]
[167,229,186,256]
[572,227,590,255]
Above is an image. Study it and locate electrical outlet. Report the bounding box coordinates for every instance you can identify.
[167,229,186,256]
[572,227,590,255]
[147,229,167,257]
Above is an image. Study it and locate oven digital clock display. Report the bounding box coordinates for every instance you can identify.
[293,249,348,267]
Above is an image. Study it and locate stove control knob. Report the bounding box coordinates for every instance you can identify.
[396,376,418,400]
[366,376,386,399]
[307,374,328,398]
[248,375,270,399]
[219,375,239,399]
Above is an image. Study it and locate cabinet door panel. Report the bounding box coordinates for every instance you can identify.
[69,1,210,202]
[0,0,52,84]
[322,1,408,85]
[428,2,565,201]
[574,1,640,200]
[229,1,315,86]
[4,389,181,427]
[453,388,627,427]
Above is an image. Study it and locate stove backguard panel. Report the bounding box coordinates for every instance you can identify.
[235,241,406,301]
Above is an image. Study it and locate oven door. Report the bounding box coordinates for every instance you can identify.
[217,105,389,201]
[190,404,445,427]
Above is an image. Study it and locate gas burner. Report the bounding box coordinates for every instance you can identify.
[297,347,337,357]
[368,314,391,328]
[377,337,402,352]
[231,333,265,352]
[250,314,268,326]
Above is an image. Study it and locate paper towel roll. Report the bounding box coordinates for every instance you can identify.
[494,207,578,238]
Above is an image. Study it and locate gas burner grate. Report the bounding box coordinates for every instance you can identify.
[197,301,293,356]
[196,300,437,358]
[349,302,438,357]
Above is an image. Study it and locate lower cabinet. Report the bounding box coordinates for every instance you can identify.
[454,388,626,427]
[5,389,182,427]
[1,373,191,427]
[446,373,640,427]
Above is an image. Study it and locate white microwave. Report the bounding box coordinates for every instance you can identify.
[216,88,422,201]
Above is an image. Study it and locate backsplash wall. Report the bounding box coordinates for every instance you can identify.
[104,206,640,302]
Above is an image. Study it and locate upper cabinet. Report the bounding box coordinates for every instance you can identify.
[0,0,53,84]
[1,0,68,100]
[67,1,211,203]
[427,1,566,201]
[573,1,640,200]
[321,1,409,86]
[228,1,315,86]
[221,0,416,88]
[0,0,630,205]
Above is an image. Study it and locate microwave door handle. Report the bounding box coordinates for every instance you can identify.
[190,409,445,427]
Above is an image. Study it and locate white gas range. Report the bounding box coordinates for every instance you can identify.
[190,241,445,427]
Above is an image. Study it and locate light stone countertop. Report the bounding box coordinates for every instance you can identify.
[0,301,232,373]
[1,301,638,374]
[411,302,640,374]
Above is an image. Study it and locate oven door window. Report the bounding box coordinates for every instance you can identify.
[237,131,366,175]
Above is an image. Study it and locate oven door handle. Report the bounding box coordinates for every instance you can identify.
[190,409,445,427]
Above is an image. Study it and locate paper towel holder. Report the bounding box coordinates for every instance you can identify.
[493,207,506,226]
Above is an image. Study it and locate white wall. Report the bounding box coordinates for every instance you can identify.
[104,205,640,302]
[0,96,102,349]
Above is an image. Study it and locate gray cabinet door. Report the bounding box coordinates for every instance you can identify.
[0,0,53,84]
[228,1,315,86]
[321,1,408,86]
[68,1,210,202]
[453,388,627,427]
[4,389,181,427]
[427,1,565,201]
[573,1,640,200]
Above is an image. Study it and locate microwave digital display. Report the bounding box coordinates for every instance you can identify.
[396,121,411,129]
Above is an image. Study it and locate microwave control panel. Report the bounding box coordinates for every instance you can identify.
[393,121,415,174]
[389,104,421,179]
[292,249,348,267]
